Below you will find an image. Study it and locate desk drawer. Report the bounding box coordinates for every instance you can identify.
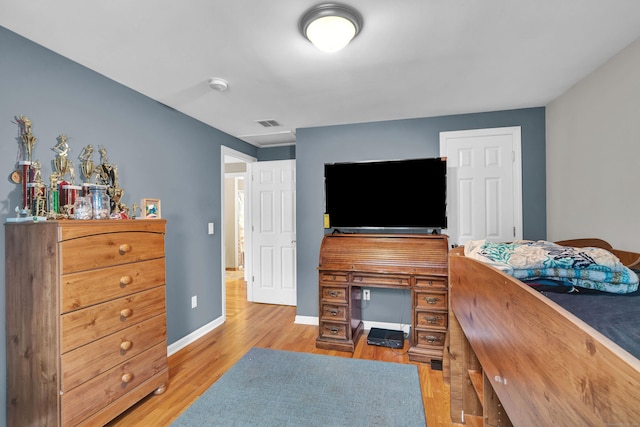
[320,286,348,303]
[353,273,409,287]
[415,330,446,348]
[414,277,447,289]
[319,271,349,283]
[319,321,348,340]
[320,303,348,321]
[414,290,447,311]
[61,286,166,353]
[416,311,448,329]
[61,314,166,391]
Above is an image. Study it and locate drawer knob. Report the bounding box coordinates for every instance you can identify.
[120,275,132,286]
[425,316,441,324]
[422,335,443,344]
[328,291,339,298]
[328,327,339,335]
[120,340,132,352]
[121,373,133,383]
[120,308,133,318]
[119,243,132,254]
[425,297,441,304]
[328,308,340,316]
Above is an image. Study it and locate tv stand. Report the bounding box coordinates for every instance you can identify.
[315,232,449,364]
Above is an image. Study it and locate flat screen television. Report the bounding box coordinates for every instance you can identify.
[324,157,447,229]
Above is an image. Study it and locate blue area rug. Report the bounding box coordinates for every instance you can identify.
[171,347,426,426]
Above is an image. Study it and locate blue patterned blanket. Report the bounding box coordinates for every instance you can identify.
[464,240,639,294]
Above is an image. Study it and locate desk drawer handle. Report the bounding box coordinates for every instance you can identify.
[121,372,133,383]
[425,297,441,304]
[328,291,340,298]
[327,327,340,335]
[425,316,442,324]
[120,275,132,286]
[119,243,132,254]
[120,308,133,319]
[421,335,443,344]
[327,308,340,316]
[120,340,132,352]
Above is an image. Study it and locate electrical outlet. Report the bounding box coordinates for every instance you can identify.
[363,289,370,301]
[191,295,198,308]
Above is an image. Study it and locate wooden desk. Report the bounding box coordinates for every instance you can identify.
[315,232,449,364]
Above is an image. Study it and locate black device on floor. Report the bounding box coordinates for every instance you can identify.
[366,327,405,349]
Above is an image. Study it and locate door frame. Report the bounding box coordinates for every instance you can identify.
[439,126,523,245]
[221,146,256,320]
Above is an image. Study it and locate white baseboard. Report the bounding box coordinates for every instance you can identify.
[167,315,225,356]
[294,315,319,325]
[293,316,410,334]
[362,320,411,334]
[168,316,411,356]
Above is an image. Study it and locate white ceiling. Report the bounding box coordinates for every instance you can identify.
[3,1,640,147]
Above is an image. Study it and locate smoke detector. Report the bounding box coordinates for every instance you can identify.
[209,77,229,91]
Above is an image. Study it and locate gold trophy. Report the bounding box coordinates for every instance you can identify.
[52,134,71,181]
[79,144,95,184]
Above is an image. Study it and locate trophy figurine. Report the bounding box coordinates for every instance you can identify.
[52,134,71,181]
[14,115,38,213]
[15,114,37,163]
[79,144,95,184]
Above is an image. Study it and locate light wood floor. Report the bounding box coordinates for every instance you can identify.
[107,272,463,426]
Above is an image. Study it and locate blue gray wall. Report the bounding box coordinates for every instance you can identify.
[0,26,289,421]
[295,109,546,319]
[0,24,546,423]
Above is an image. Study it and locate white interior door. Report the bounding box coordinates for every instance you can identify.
[250,159,296,305]
[440,127,522,247]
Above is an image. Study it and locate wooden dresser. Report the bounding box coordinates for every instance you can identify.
[315,232,449,364]
[5,219,168,426]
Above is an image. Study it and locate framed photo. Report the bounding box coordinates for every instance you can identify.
[141,198,161,219]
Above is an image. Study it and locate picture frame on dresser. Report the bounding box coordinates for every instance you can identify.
[141,198,161,218]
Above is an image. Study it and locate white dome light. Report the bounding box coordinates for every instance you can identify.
[300,4,363,53]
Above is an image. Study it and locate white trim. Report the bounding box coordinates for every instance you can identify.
[167,316,224,356]
[294,316,410,334]
[294,315,319,325]
[220,146,256,320]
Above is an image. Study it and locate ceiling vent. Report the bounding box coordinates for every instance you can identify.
[257,119,281,128]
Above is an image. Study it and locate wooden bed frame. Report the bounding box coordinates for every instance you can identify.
[448,239,640,426]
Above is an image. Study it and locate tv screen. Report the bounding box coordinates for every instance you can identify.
[324,157,447,229]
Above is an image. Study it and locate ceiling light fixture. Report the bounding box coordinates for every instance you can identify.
[209,77,229,91]
[299,3,363,53]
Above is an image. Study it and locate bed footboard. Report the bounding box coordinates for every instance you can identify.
[448,250,640,425]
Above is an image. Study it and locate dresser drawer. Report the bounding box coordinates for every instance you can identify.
[414,276,447,289]
[61,286,166,353]
[416,311,448,329]
[353,273,409,287]
[319,321,348,340]
[415,330,447,348]
[61,314,166,391]
[414,290,447,311]
[61,232,165,274]
[61,258,166,313]
[61,342,167,427]
[320,286,348,303]
[320,303,348,321]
